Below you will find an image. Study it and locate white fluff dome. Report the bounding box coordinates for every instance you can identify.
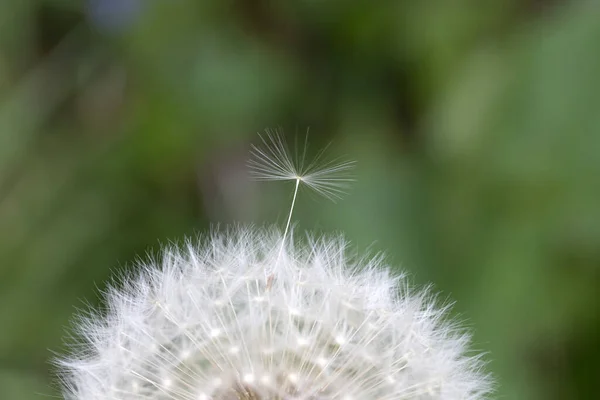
[58,227,491,399]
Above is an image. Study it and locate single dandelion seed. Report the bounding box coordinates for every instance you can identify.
[248,129,356,286]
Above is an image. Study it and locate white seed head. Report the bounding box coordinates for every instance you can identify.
[57,227,491,399]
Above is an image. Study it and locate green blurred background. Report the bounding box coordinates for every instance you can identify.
[1,1,599,399]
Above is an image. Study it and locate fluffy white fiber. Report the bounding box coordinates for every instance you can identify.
[58,227,491,400]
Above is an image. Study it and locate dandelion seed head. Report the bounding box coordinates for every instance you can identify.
[57,227,491,399]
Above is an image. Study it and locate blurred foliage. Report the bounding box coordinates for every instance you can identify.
[0,0,599,399]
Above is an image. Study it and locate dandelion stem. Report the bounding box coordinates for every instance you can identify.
[278,177,300,261]
[267,177,300,290]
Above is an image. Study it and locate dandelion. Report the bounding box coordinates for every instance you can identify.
[56,131,491,399]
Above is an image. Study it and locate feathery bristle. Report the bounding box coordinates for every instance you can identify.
[248,129,356,202]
